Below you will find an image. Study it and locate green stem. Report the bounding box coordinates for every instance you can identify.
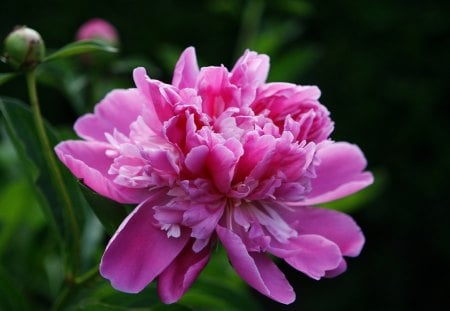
[26,70,81,274]
[51,266,100,311]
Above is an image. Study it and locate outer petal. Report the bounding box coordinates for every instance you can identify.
[324,259,347,278]
[270,234,342,280]
[299,142,374,206]
[216,225,295,304]
[282,206,365,257]
[74,89,144,142]
[100,195,190,293]
[172,47,199,89]
[157,240,211,303]
[54,140,150,203]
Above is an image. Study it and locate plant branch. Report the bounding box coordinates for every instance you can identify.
[26,70,81,275]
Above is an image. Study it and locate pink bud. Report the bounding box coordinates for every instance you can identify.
[76,18,119,46]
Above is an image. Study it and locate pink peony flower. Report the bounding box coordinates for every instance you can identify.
[55,47,373,304]
[76,18,119,45]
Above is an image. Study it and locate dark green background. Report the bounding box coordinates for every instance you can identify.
[1,0,449,310]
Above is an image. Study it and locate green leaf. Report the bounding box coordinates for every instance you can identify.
[69,281,162,310]
[0,97,88,248]
[0,264,31,311]
[269,46,320,82]
[180,247,261,311]
[37,60,89,115]
[0,178,44,255]
[0,72,19,86]
[44,40,118,63]
[79,182,128,235]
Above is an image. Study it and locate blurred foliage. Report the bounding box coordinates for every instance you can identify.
[1,0,449,310]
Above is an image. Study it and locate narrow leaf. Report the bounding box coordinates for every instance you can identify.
[0,72,19,86]
[79,183,128,235]
[0,97,88,247]
[0,265,31,311]
[44,40,118,62]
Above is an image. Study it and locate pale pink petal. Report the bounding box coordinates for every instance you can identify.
[74,89,144,142]
[230,50,269,87]
[216,225,295,304]
[54,140,149,203]
[157,241,211,303]
[271,234,342,280]
[282,206,365,257]
[299,142,374,206]
[230,50,270,105]
[172,47,200,89]
[252,83,333,143]
[100,196,190,293]
[133,67,178,124]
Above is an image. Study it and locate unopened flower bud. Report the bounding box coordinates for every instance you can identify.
[3,26,45,70]
[76,18,119,46]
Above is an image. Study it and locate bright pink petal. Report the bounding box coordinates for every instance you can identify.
[74,89,144,142]
[157,241,211,303]
[54,140,149,203]
[271,234,342,280]
[300,142,374,205]
[185,145,209,175]
[172,47,199,89]
[282,206,365,257]
[324,259,347,278]
[100,196,190,293]
[197,66,239,116]
[207,140,242,193]
[216,225,295,304]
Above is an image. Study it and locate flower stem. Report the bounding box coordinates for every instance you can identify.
[51,266,100,311]
[25,70,81,275]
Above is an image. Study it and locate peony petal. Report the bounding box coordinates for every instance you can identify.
[216,225,295,304]
[54,140,150,203]
[324,259,347,278]
[299,142,374,206]
[271,234,342,280]
[100,196,190,293]
[185,145,209,175]
[133,67,177,124]
[157,240,211,303]
[197,66,240,117]
[74,89,144,142]
[282,206,365,257]
[172,47,200,89]
[207,142,241,193]
[230,50,270,106]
